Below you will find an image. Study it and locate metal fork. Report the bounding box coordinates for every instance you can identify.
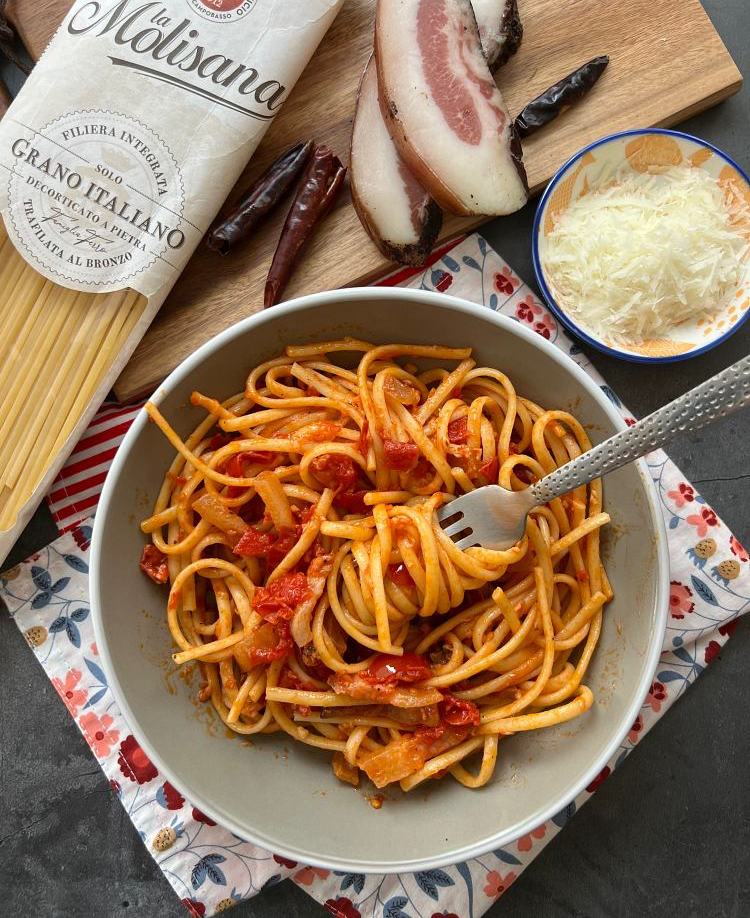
[437,354,750,551]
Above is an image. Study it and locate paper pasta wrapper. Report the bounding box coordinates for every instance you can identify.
[0,0,344,563]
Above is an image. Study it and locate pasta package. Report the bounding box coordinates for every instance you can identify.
[0,0,344,562]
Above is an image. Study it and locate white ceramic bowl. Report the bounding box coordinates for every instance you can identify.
[91,287,669,873]
[533,129,750,364]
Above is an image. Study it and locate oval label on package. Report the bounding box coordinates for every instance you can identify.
[7,110,186,288]
[187,0,257,22]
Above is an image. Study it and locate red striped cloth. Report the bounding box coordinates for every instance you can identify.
[46,402,145,531]
[44,237,465,533]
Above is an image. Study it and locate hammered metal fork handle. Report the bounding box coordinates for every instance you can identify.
[530,354,750,506]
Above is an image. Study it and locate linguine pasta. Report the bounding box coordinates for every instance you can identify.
[140,339,611,792]
[0,220,147,534]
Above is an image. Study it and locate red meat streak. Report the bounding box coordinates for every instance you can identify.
[415,0,505,144]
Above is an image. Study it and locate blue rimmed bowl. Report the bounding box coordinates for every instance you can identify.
[533,129,750,364]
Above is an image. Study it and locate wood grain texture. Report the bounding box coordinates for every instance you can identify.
[5,0,743,401]
[4,0,69,59]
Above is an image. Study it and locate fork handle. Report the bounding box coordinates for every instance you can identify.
[529,354,750,506]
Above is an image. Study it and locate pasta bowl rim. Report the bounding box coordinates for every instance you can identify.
[532,127,750,364]
[91,286,670,874]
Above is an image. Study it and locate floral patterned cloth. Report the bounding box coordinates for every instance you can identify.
[2,234,748,918]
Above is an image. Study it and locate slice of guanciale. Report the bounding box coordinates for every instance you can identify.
[351,56,442,266]
[376,0,528,217]
[472,0,523,69]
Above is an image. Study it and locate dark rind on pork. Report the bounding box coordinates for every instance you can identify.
[350,54,444,267]
[492,0,523,70]
[351,181,443,267]
[376,19,466,215]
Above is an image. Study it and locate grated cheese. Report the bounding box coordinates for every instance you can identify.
[542,165,750,344]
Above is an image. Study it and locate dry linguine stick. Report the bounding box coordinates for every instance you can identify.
[0,287,82,480]
[0,278,52,395]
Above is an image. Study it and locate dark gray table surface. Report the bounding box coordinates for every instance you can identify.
[2,2,749,915]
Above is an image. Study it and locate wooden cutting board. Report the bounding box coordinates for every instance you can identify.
[6,0,743,402]
[5,0,69,59]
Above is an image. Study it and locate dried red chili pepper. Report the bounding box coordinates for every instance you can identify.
[515,56,609,138]
[206,140,313,255]
[264,144,347,309]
